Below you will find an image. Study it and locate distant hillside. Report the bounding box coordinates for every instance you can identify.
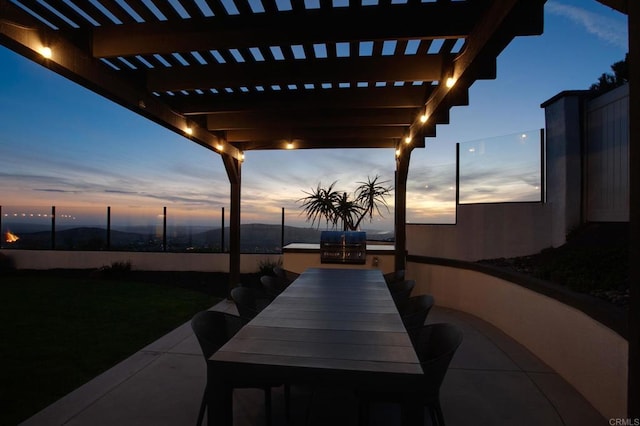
[196,224,323,252]
[2,223,392,252]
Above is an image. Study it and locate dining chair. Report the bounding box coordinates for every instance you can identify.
[357,323,463,426]
[388,279,415,308]
[191,310,290,426]
[273,266,299,287]
[399,294,435,341]
[384,269,405,286]
[260,275,285,300]
[230,286,263,324]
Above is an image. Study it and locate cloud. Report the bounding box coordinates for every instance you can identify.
[547,1,627,49]
[33,188,78,194]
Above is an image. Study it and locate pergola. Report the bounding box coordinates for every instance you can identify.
[1,0,638,415]
[0,0,547,280]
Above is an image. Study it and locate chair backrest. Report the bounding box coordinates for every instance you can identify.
[400,294,435,332]
[413,323,463,394]
[273,266,299,287]
[273,266,287,281]
[384,269,405,286]
[260,275,284,299]
[231,286,261,322]
[389,279,415,307]
[191,310,243,360]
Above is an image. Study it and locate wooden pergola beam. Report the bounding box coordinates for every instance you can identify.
[92,2,483,57]
[206,108,419,130]
[596,0,627,13]
[226,126,407,142]
[175,86,432,114]
[409,0,544,137]
[146,55,453,92]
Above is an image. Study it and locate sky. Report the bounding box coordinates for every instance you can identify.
[0,0,629,232]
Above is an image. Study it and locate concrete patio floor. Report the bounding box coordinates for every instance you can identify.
[20,301,606,426]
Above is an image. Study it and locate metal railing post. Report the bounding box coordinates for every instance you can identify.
[106,206,111,250]
[163,206,167,252]
[51,205,56,250]
[221,207,225,253]
[281,207,285,252]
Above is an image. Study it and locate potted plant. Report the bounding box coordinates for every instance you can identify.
[298,175,393,232]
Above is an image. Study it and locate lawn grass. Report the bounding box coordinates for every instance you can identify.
[0,272,219,426]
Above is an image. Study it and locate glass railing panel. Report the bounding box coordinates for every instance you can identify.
[283,206,322,247]
[54,205,109,250]
[165,206,222,252]
[459,130,542,204]
[407,142,457,224]
[240,209,283,254]
[109,206,165,252]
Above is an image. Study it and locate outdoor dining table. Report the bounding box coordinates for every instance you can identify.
[207,267,424,425]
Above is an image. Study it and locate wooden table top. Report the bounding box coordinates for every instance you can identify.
[210,268,423,382]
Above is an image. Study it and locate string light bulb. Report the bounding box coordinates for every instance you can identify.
[445,77,456,88]
[185,126,193,135]
[40,46,52,59]
[420,113,428,123]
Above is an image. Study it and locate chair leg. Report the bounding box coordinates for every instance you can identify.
[196,390,206,426]
[284,384,291,422]
[433,401,445,426]
[357,398,370,426]
[400,402,424,426]
[264,388,272,426]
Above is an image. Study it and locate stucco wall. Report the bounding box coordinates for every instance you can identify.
[406,202,552,261]
[407,260,628,420]
[544,94,585,247]
[0,249,281,274]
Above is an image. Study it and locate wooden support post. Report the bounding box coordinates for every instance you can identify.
[395,146,412,272]
[628,1,639,418]
[222,154,242,295]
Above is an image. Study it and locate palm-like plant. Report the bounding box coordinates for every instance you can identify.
[298,182,342,229]
[299,175,392,231]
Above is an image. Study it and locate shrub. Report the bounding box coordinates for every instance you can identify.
[257,258,282,276]
[99,260,132,279]
[0,253,16,273]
